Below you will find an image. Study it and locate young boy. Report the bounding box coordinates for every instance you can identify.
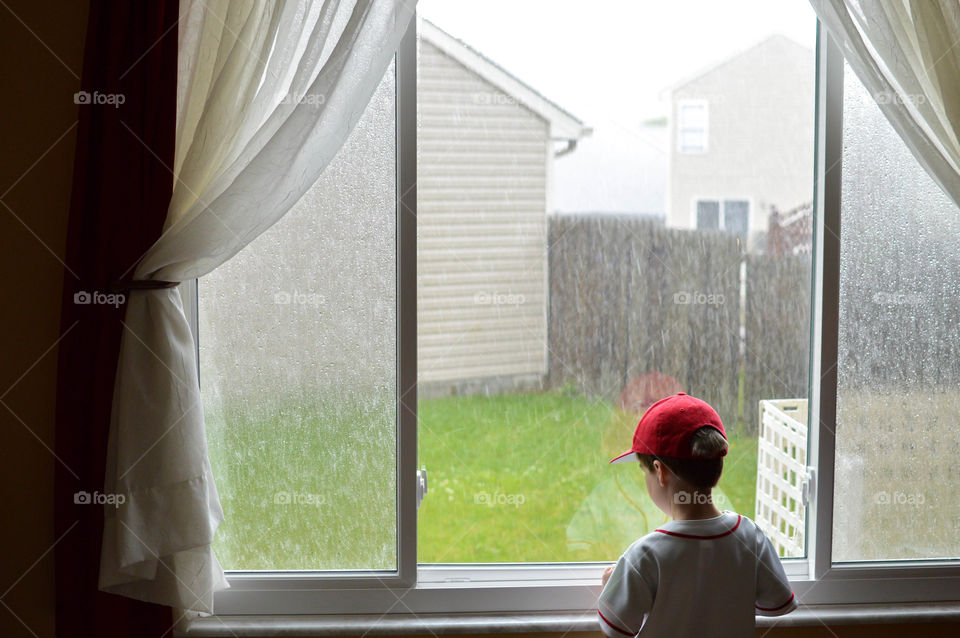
[597,392,796,637]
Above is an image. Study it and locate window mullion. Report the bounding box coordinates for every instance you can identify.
[396,9,419,588]
[807,23,843,581]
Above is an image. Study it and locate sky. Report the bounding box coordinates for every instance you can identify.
[417,0,819,215]
[418,0,817,124]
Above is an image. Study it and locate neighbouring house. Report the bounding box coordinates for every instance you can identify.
[665,35,814,251]
[417,18,591,394]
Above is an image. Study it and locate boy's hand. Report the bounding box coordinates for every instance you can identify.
[601,564,615,587]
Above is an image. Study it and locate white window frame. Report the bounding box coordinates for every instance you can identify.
[677,98,709,153]
[178,19,960,620]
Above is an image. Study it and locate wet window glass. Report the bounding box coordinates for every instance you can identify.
[833,62,960,562]
[200,63,397,570]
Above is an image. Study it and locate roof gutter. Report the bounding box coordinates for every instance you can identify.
[553,127,593,158]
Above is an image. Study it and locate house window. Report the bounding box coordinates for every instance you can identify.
[723,199,749,238]
[696,199,720,229]
[695,198,749,238]
[677,99,708,153]
[184,4,960,621]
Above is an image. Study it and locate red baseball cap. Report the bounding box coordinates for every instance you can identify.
[609,392,727,463]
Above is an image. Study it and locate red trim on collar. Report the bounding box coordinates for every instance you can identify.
[654,513,742,539]
[756,591,796,611]
[597,610,635,636]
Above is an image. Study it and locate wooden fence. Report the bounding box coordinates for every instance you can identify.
[743,253,811,432]
[547,215,811,434]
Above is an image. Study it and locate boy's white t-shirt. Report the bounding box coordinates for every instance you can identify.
[597,510,796,638]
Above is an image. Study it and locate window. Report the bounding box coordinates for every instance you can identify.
[802,32,960,593]
[831,61,960,563]
[198,58,401,572]
[696,199,720,229]
[723,200,749,238]
[194,28,417,596]
[187,1,960,620]
[695,198,749,239]
[677,99,708,153]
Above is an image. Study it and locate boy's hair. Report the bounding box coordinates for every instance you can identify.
[635,426,728,490]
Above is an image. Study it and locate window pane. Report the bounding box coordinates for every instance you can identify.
[416,0,815,563]
[697,200,720,229]
[723,200,749,238]
[199,62,397,570]
[833,63,960,562]
[680,103,707,128]
[679,102,708,152]
[681,130,707,153]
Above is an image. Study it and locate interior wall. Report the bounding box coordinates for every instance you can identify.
[0,2,955,638]
[0,1,88,636]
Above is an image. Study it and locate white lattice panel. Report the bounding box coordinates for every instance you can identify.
[755,399,808,557]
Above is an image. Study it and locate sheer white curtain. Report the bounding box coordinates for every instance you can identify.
[98,0,415,612]
[810,0,960,206]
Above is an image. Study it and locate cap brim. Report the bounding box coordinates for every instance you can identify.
[609,450,638,464]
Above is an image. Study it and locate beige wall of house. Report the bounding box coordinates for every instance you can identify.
[417,38,551,388]
[666,35,815,248]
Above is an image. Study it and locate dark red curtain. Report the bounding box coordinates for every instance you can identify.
[55,2,179,637]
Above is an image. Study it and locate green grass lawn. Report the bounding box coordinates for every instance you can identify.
[207,396,398,571]
[417,390,758,563]
[208,390,759,569]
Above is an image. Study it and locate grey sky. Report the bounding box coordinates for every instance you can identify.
[418,0,817,125]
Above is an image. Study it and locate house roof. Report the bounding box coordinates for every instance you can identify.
[666,34,813,96]
[419,17,591,141]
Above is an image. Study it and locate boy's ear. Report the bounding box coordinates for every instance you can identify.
[653,459,669,487]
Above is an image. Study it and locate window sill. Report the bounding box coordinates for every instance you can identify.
[177,602,960,637]
[177,611,596,637]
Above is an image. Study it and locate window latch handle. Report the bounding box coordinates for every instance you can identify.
[416,467,428,509]
[801,466,816,506]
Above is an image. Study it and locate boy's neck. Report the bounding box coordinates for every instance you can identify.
[668,489,724,520]
[670,504,724,520]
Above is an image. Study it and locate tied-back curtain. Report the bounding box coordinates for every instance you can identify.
[100,0,415,611]
[810,0,960,206]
